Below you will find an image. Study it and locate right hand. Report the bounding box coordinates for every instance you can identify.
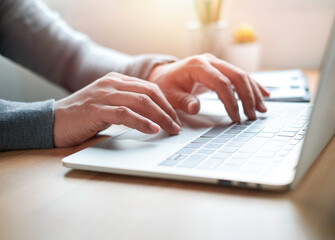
[54,72,181,148]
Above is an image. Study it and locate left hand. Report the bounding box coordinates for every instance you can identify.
[148,53,270,122]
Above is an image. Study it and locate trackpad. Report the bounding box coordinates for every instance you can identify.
[113,113,231,144]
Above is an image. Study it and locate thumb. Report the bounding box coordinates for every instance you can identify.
[171,90,200,114]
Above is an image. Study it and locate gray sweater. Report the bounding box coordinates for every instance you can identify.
[0,0,177,151]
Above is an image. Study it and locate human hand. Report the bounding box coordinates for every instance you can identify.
[54,72,181,147]
[148,53,270,122]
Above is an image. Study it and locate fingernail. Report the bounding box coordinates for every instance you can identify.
[150,122,160,133]
[260,102,267,111]
[176,116,182,126]
[172,122,181,133]
[249,113,256,120]
[188,100,200,114]
[233,113,241,122]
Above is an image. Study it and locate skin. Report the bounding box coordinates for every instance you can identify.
[54,53,270,148]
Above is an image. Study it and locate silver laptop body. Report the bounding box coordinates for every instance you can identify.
[63,21,335,191]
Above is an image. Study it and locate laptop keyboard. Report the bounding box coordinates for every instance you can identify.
[159,105,311,174]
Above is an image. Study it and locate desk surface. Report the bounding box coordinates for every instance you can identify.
[1,71,335,240]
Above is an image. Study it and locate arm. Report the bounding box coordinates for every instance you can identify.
[0,0,177,151]
[0,99,54,151]
[0,0,177,92]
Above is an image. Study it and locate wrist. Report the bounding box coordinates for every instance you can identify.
[147,60,175,83]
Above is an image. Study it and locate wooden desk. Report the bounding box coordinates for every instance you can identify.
[1,71,334,240]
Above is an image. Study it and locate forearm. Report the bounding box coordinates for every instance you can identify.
[0,99,54,151]
[0,0,177,92]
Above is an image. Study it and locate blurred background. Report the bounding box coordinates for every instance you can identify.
[0,0,334,101]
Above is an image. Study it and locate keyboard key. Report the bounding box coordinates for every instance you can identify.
[234,152,253,159]
[225,142,245,148]
[261,128,280,133]
[287,123,305,128]
[192,137,211,143]
[167,154,180,160]
[159,160,178,167]
[294,135,304,140]
[211,138,230,144]
[231,125,248,130]
[257,132,276,138]
[197,148,215,154]
[198,157,225,170]
[230,137,249,142]
[282,127,300,132]
[178,154,207,168]
[253,137,270,143]
[184,143,204,148]
[202,126,229,138]
[159,153,187,166]
[204,143,222,149]
[217,134,235,139]
[238,121,254,126]
[277,131,296,137]
[212,152,232,159]
[226,129,242,134]
[240,132,256,138]
[243,142,264,148]
[177,148,195,154]
[244,129,261,133]
[239,147,258,153]
[219,147,238,153]
[273,136,291,142]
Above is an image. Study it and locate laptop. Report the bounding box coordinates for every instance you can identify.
[62,21,335,191]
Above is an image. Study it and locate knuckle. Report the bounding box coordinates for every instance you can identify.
[137,94,151,105]
[106,72,120,78]
[143,84,156,94]
[146,84,161,98]
[106,91,121,101]
[87,103,102,118]
[220,78,231,88]
[95,89,110,97]
[237,72,249,83]
[115,106,129,119]
[149,82,161,92]
[98,73,122,86]
[141,120,152,129]
[161,115,174,127]
[186,55,205,65]
[87,103,99,112]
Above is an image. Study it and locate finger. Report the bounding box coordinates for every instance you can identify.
[166,89,200,114]
[105,91,180,134]
[188,61,240,122]
[100,105,160,134]
[208,60,256,120]
[115,80,181,126]
[232,76,256,120]
[249,77,267,113]
[254,80,271,97]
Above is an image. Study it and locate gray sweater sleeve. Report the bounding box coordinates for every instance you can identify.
[0,99,54,151]
[0,0,177,151]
